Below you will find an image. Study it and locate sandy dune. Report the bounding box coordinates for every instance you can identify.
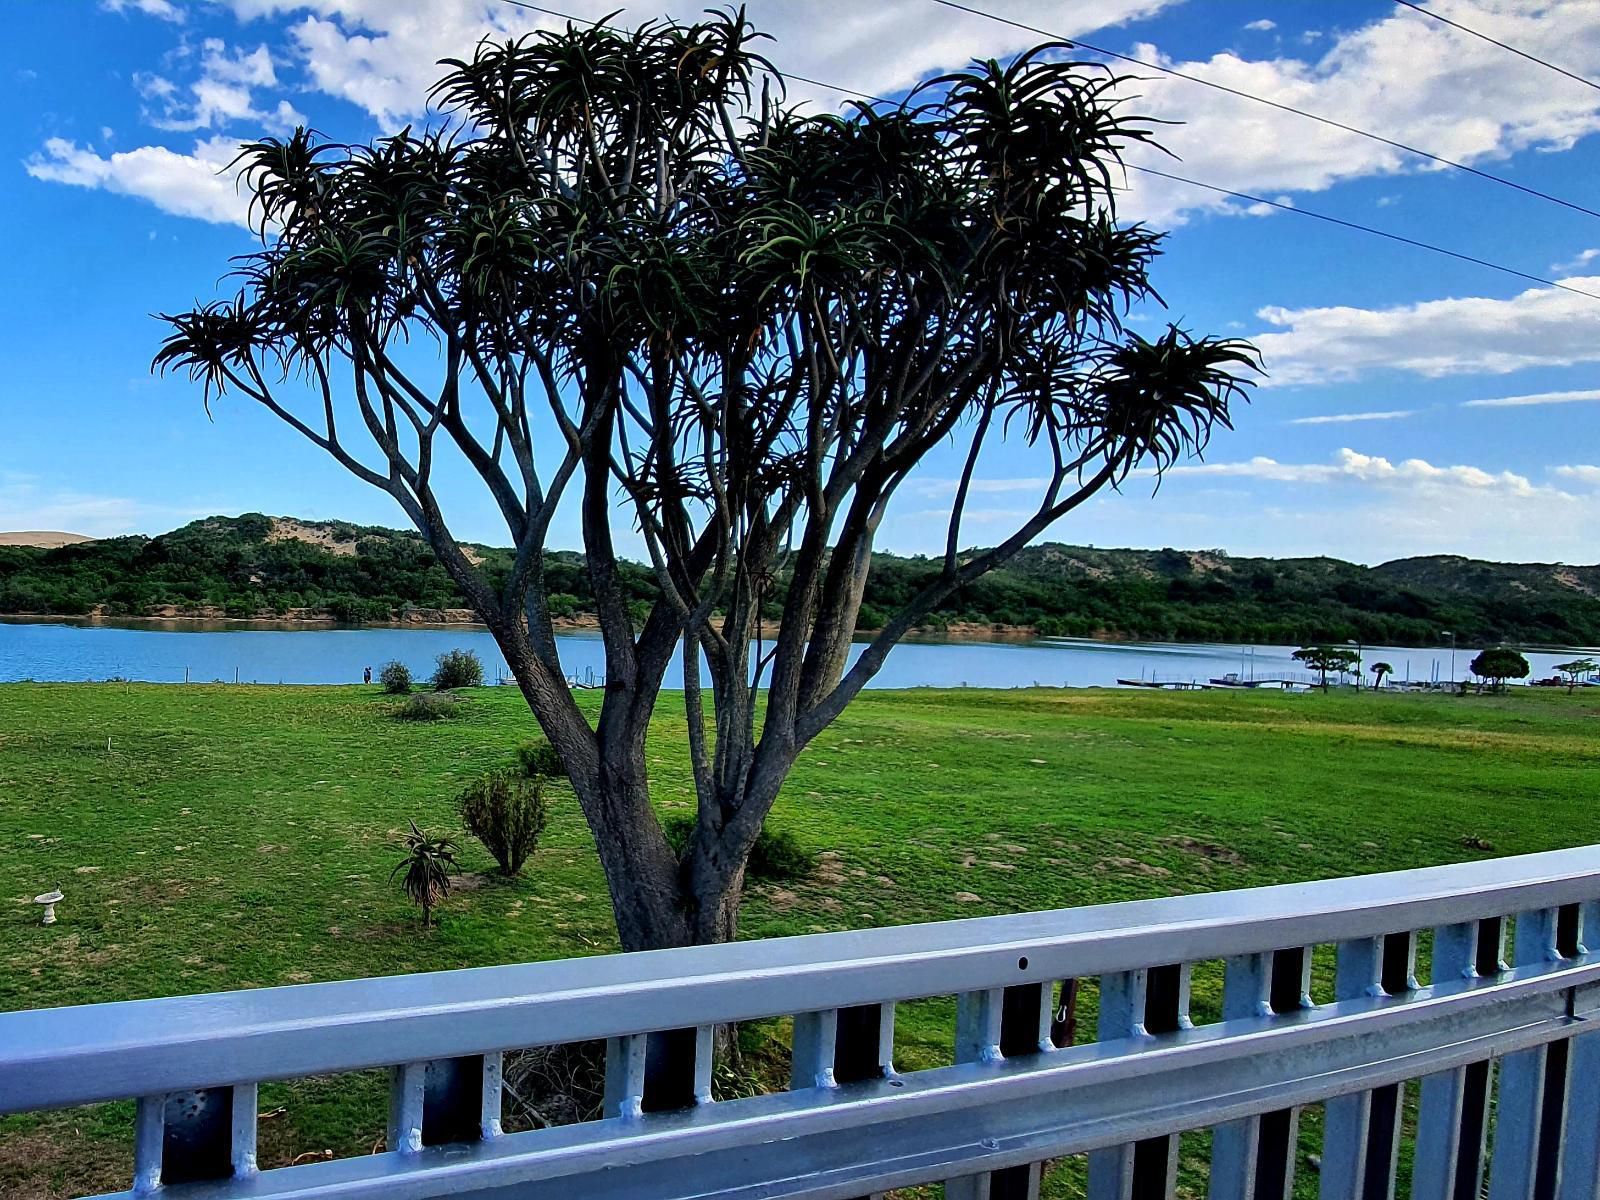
[0,531,94,548]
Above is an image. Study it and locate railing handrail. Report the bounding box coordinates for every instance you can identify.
[3,845,1598,1114]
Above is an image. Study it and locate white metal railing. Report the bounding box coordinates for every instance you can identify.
[3,847,1600,1199]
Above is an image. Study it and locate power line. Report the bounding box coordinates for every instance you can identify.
[1127,165,1600,302]
[1390,0,1600,94]
[492,0,1600,304]
[930,0,1600,223]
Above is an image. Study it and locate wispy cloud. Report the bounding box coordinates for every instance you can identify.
[0,477,216,538]
[1243,18,1275,32]
[1553,248,1600,275]
[102,0,184,22]
[1554,465,1600,487]
[1287,410,1415,425]
[1461,388,1600,409]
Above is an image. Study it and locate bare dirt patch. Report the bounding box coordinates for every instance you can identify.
[1097,856,1171,878]
[1162,836,1244,867]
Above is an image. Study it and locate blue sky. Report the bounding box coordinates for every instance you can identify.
[4,0,1600,565]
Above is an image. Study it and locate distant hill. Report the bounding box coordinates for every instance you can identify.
[1,513,1596,647]
[0,531,93,549]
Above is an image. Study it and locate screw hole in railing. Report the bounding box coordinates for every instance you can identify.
[1018,956,1029,970]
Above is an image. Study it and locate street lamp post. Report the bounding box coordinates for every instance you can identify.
[1443,630,1455,688]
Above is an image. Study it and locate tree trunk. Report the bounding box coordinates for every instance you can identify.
[581,766,694,953]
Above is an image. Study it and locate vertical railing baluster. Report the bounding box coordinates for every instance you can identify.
[133,1094,165,1195]
[1087,964,1191,1200]
[793,1004,895,1200]
[132,1084,258,1191]
[946,982,1055,1200]
[1489,908,1569,1200]
[1558,899,1600,1200]
[1320,932,1415,1200]
[1414,920,1496,1200]
[231,1082,259,1176]
[603,1033,648,1120]
[606,1027,713,1117]
[1209,948,1310,1200]
[388,1062,427,1154]
[391,1055,503,1151]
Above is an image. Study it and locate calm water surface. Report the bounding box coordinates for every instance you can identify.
[0,618,1585,689]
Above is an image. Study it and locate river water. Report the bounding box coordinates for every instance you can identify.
[0,618,1586,689]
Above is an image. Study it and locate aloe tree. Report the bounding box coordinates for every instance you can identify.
[155,14,1254,951]
[391,821,459,927]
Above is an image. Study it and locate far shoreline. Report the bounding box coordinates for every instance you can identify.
[0,611,1056,644]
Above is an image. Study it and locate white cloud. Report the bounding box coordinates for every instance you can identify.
[25,135,250,227]
[1243,19,1275,33]
[1553,465,1600,487]
[1287,410,1415,425]
[1249,278,1600,385]
[68,1,1600,234]
[103,0,185,21]
[1119,449,1598,563]
[1462,388,1600,409]
[1113,1,1600,225]
[140,39,305,133]
[215,0,1185,125]
[1158,448,1543,496]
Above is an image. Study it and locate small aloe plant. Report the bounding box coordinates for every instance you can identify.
[390,821,459,927]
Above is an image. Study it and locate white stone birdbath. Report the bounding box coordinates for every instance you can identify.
[33,890,63,925]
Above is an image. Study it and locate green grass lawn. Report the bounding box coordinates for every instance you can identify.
[2,683,1596,1199]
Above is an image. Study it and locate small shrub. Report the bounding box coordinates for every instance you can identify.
[393,692,461,722]
[379,661,413,695]
[432,648,484,690]
[390,821,459,926]
[661,814,815,882]
[460,769,549,876]
[517,738,566,780]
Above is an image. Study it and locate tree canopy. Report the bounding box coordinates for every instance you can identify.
[1470,646,1530,690]
[155,14,1255,950]
[1293,644,1361,690]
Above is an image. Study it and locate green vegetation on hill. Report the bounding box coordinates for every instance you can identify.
[2,513,1598,645]
[1,684,1597,1199]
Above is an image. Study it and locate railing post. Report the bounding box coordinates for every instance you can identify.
[1209,947,1310,1200]
[1414,918,1502,1200]
[1558,900,1600,1200]
[1088,964,1191,1200]
[1490,908,1571,1200]
[1320,932,1415,1200]
[793,1003,896,1200]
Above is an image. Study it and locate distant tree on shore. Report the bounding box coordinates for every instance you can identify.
[1470,647,1530,692]
[155,14,1254,953]
[1370,661,1393,689]
[1553,657,1597,694]
[1294,645,1361,691]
